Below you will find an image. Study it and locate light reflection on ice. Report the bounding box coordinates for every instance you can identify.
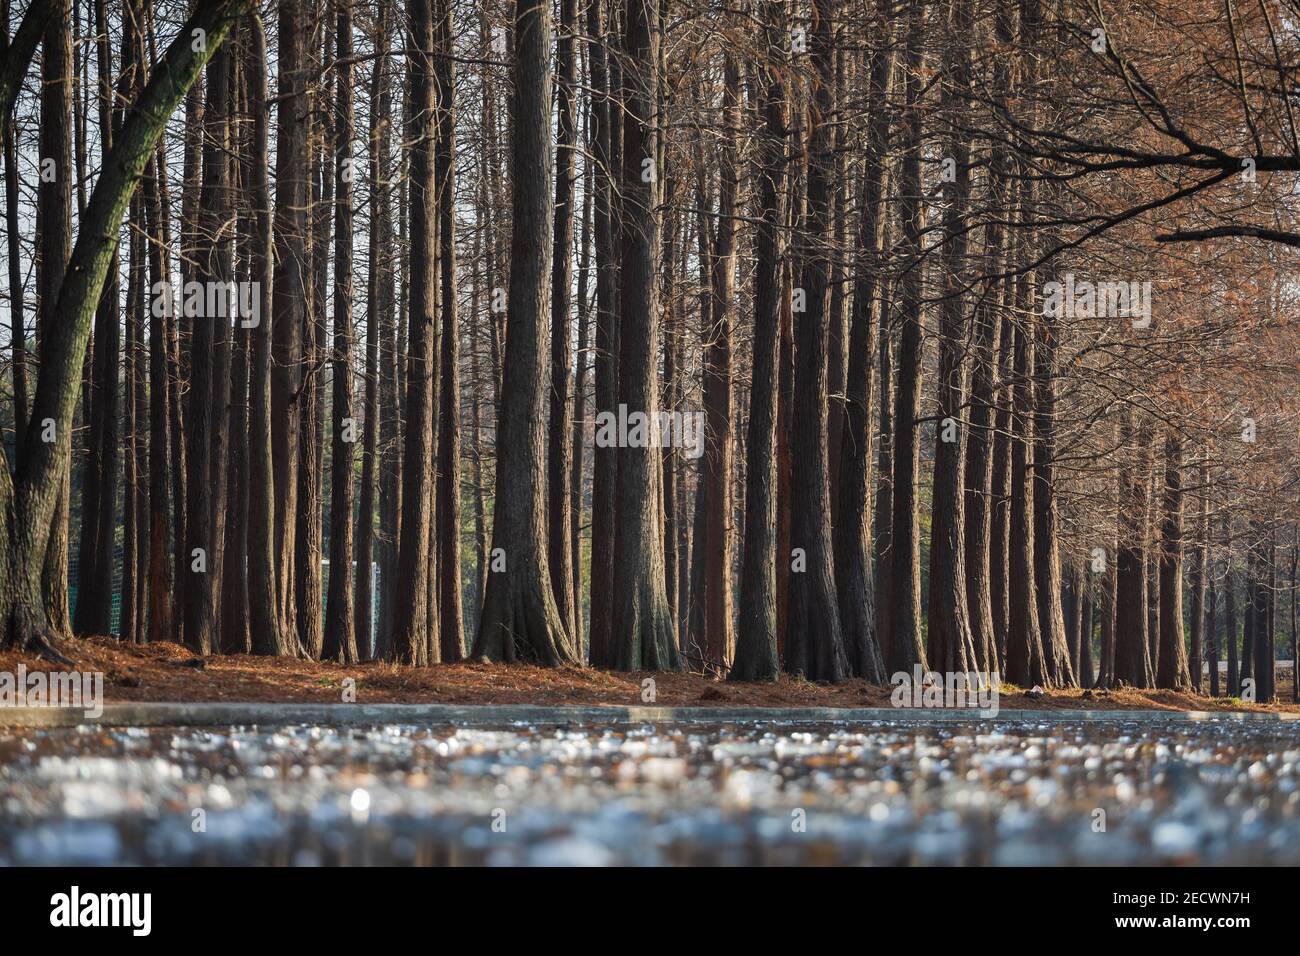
[0,717,1298,865]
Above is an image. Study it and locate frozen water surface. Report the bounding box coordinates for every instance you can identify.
[1,717,1298,865]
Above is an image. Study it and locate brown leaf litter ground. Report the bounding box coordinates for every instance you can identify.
[1,636,1296,713]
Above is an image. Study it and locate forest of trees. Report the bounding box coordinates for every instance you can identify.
[1,0,1298,701]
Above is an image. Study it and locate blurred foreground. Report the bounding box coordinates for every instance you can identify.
[2,716,1298,866]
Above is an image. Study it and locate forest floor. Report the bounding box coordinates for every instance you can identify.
[2,635,1297,713]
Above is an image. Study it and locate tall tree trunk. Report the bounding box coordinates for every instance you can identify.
[431,0,463,662]
[37,0,74,640]
[472,0,575,665]
[569,142,593,655]
[1290,533,1297,703]
[685,155,714,670]
[1226,515,1239,695]
[660,179,680,653]
[692,51,738,675]
[610,0,678,671]
[1187,457,1209,693]
[121,186,142,643]
[989,305,1014,672]
[546,0,580,644]
[1005,307,1048,687]
[173,72,200,640]
[887,0,929,676]
[375,0,401,660]
[143,140,172,645]
[206,47,236,652]
[245,12,282,656]
[270,0,308,651]
[392,0,438,665]
[323,0,358,663]
[467,94,489,633]
[221,29,251,655]
[1207,534,1220,696]
[297,13,331,661]
[873,262,895,665]
[355,0,390,659]
[2,0,42,468]
[183,26,234,656]
[73,0,115,636]
[732,0,787,683]
[785,0,849,682]
[1031,296,1073,685]
[926,0,977,676]
[586,0,620,668]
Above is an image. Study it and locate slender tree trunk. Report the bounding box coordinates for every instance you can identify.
[546,0,580,643]
[569,139,593,655]
[873,262,895,666]
[270,0,308,651]
[989,306,1014,672]
[245,12,281,656]
[732,0,786,682]
[220,30,250,655]
[1005,308,1048,687]
[37,0,74,640]
[2,1,34,468]
[1096,554,1116,689]
[355,0,390,659]
[143,140,172,645]
[776,232,794,660]
[586,0,620,668]
[173,72,200,640]
[1114,416,1154,687]
[467,100,489,633]
[1156,431,1190,689]
[1187,457,1209,693]
[73,0,115,636]
[375,0,400,660]
[1241,544,1255,688]
[1079,581,1094,685]
[962,5,1011,675]
[660,180,680,652]
[1250,523,1272,700]
[1064,566,1080,677]
[182,27,234,656]
[431,0,463,661]
[926,0,978,677]
[1031,300,1073,686]
[205,43,235,654]
[1226,515,1240,695]
[831,11,890,679]
[887,0,929,676]
[121,186,143,644]
[693,51,738,675]
[1290,533,1297,703]
[1207,535,1220,696]
[297,13,331,661]
[392,0,438,665]
[323,0,358,663]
